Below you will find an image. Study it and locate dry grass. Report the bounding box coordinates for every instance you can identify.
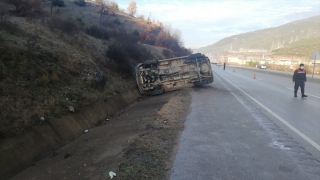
[0,19,24,35]
[119,128,174,180]
[0,24,128,138]
[0,52,135,136]
[0,0,168,138]
[241,62,320,75]
[266,64,320,74]
[118,89,191,180]
[40,0,148,33]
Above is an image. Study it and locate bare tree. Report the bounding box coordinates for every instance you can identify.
[105,0,118,10]
[31,0,42,13]
[99,5,104,27]
[127,0,137,17]
[95,0,103,5]
[5,0,23,11]
[162,24,183,46]
[5,0,39,16]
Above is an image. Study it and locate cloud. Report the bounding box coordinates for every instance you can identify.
[118,0,320,48]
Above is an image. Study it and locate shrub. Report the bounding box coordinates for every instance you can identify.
[125,43,141,59]
[52,0,65,7]
[137,14,145,20]
[92,70,107,90]
[106,44,132,75]
[74,0,86,7]
[163,49,174,58]
[109,2,119,10]
[25,10,42,22]
[132,29,139,36]
[5,0,42,16]
[76,18,85,26]
[47,17,79,36]
[98,8,108,15]
[38,74,50,85]
[107,40,144,61]
[113,18,120,25]
[184,48,193,55]
[107,44,125,62]
[111,30,139,44]
[6,0,32,15]
[247,60,258,67]
[85,25,109,40]
[31,0,43,13]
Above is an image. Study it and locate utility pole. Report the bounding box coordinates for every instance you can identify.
[312,56,316,79]
[99,5,104,27]
[51,1,53,16]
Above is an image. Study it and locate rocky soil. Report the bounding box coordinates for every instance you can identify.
[9,88,192,180]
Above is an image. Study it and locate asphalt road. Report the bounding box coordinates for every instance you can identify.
[170,65,320,180]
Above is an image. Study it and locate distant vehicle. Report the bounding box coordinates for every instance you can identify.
[135,53,214,95]
[258,64,267,70]
[216,63,222,66]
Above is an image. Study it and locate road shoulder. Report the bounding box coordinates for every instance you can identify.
[9,89,192,180]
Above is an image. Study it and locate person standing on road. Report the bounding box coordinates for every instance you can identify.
[293,63,308,98]
[223,62,226,70]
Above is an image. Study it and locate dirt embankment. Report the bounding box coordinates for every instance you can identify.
[9,88,192,180]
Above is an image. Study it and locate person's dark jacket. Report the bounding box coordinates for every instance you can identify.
[293,69,307,82]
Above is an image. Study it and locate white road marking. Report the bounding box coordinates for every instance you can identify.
[216,72,320,152]
[286,87,320,99]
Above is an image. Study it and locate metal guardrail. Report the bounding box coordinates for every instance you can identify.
[228,65,320,84]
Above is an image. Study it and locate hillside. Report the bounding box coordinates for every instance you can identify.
[272,36,320,57]
[0,0,190,139]
[195,15,320,56]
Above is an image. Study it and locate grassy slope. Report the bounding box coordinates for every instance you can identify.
[40,0,148,32]
[0,0,165,138]
[196,15,320,56]
[272,36,320,57]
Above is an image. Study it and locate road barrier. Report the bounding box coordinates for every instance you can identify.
[230,66,320,84]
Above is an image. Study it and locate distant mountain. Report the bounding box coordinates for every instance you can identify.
[195,16,320,57]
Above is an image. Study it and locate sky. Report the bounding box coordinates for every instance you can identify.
[116,0,320,49]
